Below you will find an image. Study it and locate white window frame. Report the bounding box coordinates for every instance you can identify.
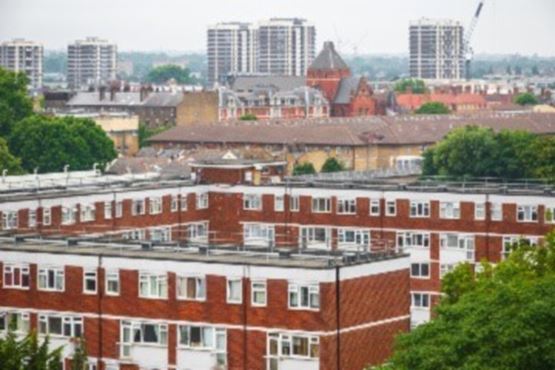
[104,202,113,220]
[474,203,485,220]
[123,229,146,240]
[517,205,538,222]
[149,226,171,242]
[138,272,168,299]
[410,200,430,218]
[42,207,51,226]
[410,263,430,279]
[337,198,356,215]
[196,193,209,209]
[274,195,284,212]
[243,223,275,247]
[243,194,262,211]
[226,278,242,304]
[132,199,145,216]
[105,270,120,296]
[38,315,83,338]
[83,269,97,294]
[288,283,319,310]
[0,311,30,333]
[311,197,331,213]
[411,293,430,309]
[440,233,475,261]
[3,264,30,289]
[251,280,267,307]
[178,325,226,356]
[126,321,168,345]
[491,202,502,221]
[300,227,331,250]
[397,231,430,250]
[80,204,96,223]
[386,200,397,216]
[289,195,300,212]
[188,222,208,242]
[502,236,538,260]
[176,275,206,301]
[149,197,163,215]
[370,199,380,216]
[337,228,370,251]
[37,266,65,292]
[115,201,123,218]
[2,210,18,230]
[440,263,457,278]
[439,201,460,219]
[267,333,319,360]
[28,209,37,228]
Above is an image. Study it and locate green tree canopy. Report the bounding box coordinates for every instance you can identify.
[422,126,555,181]
[376,233,555,370]
[145,64,195,84]
[292,162,316,176]
[0,137,23,175]
[0,330,62,370]
[321,157,345,173]
[394,79,427,94]
[9,115,117,173]
[514,92,539,106]
[415,102,450,115]
[239,113,257,121]
[0,67,33,137]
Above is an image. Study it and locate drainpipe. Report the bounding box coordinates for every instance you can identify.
[335,265,341,370]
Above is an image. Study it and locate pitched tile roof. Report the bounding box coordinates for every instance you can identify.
[309,41,350,71]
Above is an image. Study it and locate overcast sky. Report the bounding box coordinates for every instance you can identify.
[1,0,554,56]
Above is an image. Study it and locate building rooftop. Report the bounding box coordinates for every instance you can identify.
[309,41,350,71]
[229,75,306,92]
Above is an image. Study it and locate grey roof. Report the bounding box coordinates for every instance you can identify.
[142,92,184,107]
[309,41,350,71]
[334,77,364,104]
[67,92,141,107]
[230,76,306,92]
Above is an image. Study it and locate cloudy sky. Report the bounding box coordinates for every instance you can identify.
[1,0,554,55]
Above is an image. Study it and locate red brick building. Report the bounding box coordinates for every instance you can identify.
[1,170,554,369]
[307,42,381,117]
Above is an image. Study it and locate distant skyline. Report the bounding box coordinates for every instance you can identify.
[1,0,554,56]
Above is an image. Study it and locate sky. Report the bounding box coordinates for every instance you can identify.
[1,0,554,56]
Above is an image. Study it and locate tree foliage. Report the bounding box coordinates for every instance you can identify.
[138,123,170,148]
[0,137,23,175]
[394,79,427,94]
[145,64,196,84]
[321,157,345,173]
[375,233,555,370]
[71,338,88,370]
[414,102,450,115]
[292,162,316,176]
[9,115,117,173]
[0,67,33,137]
[0,330,62,370]
[239,113,258,121]
[514,92,539,106]
[422,126,555,181]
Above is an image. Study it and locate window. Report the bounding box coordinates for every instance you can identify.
[38,267,64,291]
[3,264,30,289]
[179,325,226,353]
[370,199,380,216]
[300,227,330,250]
[243,223,275,247]
[440,233,475,261]
[149,197,162,215]
[440,201,460,219]
[243,194,262,210]
[267,333,319,360]
[196,193,209,209]
[475,203,485,220]
[171,195,187,212]
[131,322,167,345]
[188,222,208,242]
[411,293,430,308]
[42,208,51,226]
[411,263,430,278]
[123,229,145,240]
[28,210,37,228]
[274,195,284,212]
[337,229,369,250]
[132,199,145,216]
[440,263,457,278]
[105,271,119,295]
[80,204,95,222]
[337,198,356,214]
[115,201,123,218]
[289,196,300,212]
[2,211,18,230]
[176,276,205,300]
[227,278,242,304]
[61,206,77,225]
[104,202,112,219]
[288,283,319,310]
[39,315,82,337]
[83,269,97,294]
[546,206,555,223]
[251,280,267,306]
[397,232,430,249]
[0,312,30,333]
[311,197,331,213]
[150,227,171,242]
[517,205,538,222]
[386,200,396,216]
[491,203,502,221]
[502,236,538,259]
[139,272,167,299]
[410,200,430,217]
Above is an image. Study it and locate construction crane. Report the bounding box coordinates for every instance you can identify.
[464,0,485,80]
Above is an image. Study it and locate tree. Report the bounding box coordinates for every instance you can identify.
[492,129,537,178]
[373,233,555,370]
[514,92,539,106]
[414,102,450,115]
[9,115,117,173]
[321,157,345,173]
[531,136,555,182]
[0,137,23,175]
[71,338,88,370]
[394,79,426,94]
[239,113,257,121]
[138,122,170,148]
[146,64,195,84]
[0,67,33,137]
[0,329,62,370]
[292,162,316,176]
